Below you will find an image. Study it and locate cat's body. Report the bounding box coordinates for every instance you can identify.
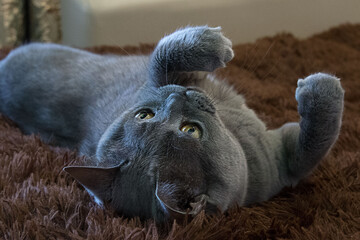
[0,26,344,222]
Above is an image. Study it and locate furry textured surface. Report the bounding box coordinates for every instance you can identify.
[1,24,359,239]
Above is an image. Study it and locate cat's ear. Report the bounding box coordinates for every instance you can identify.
[63,165,120,203]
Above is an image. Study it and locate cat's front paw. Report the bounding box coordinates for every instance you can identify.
[296,73,343,101]
[295,73,344,117]
[154,26,234,72]
[198,26,234,70]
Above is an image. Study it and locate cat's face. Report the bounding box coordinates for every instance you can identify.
[65,84,248,222]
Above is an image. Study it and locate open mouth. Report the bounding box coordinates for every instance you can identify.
[155,180,212,219]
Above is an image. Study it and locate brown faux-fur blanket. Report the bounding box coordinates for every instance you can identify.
[0,24,359,239]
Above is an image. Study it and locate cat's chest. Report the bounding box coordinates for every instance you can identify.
[217,104,267,144]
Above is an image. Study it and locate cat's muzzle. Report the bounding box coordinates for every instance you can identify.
[155,180,217,220]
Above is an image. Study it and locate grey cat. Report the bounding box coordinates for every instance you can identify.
[0,26,344,222]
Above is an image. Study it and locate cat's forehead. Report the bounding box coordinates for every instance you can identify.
[139,85,215,113]
[144,85,187,98]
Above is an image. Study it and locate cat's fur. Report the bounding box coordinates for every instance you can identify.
[0,26,344,222]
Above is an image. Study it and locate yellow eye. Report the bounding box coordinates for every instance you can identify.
[180,124,201,139]
[135,110,154,120]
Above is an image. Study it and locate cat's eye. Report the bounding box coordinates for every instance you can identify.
[135,110,154,120]
[180,124,201,139]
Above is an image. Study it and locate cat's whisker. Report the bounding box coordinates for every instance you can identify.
[255,40,275,73]
[260,59,280,82]
[244,41,260,73]
[165,48,169,86]
[240,45,250,69]
[250,40,277,81]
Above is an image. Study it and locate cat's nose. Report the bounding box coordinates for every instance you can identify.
[163,92,186,121]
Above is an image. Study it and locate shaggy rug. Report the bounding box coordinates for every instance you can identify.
[0,24,359,239]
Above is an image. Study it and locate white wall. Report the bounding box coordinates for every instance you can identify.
[61,0,360,47]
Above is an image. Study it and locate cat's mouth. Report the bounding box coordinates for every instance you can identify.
[155,180,216,219]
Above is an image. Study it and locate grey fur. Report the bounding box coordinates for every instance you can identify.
[0,26,344,222]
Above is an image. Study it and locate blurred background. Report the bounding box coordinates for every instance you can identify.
[0,0,360,48]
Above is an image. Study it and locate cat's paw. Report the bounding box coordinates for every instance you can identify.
[296,73,343,101]
[198,26,234,70]
[155,26,234,72]
[295,73,344,117]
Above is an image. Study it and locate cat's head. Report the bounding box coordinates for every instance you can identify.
[64,84,248,222]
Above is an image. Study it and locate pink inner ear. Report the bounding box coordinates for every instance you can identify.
[63,165,120,201]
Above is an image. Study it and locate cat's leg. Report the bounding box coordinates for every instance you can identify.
[276,73,344,184]
[149,26,234,86]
